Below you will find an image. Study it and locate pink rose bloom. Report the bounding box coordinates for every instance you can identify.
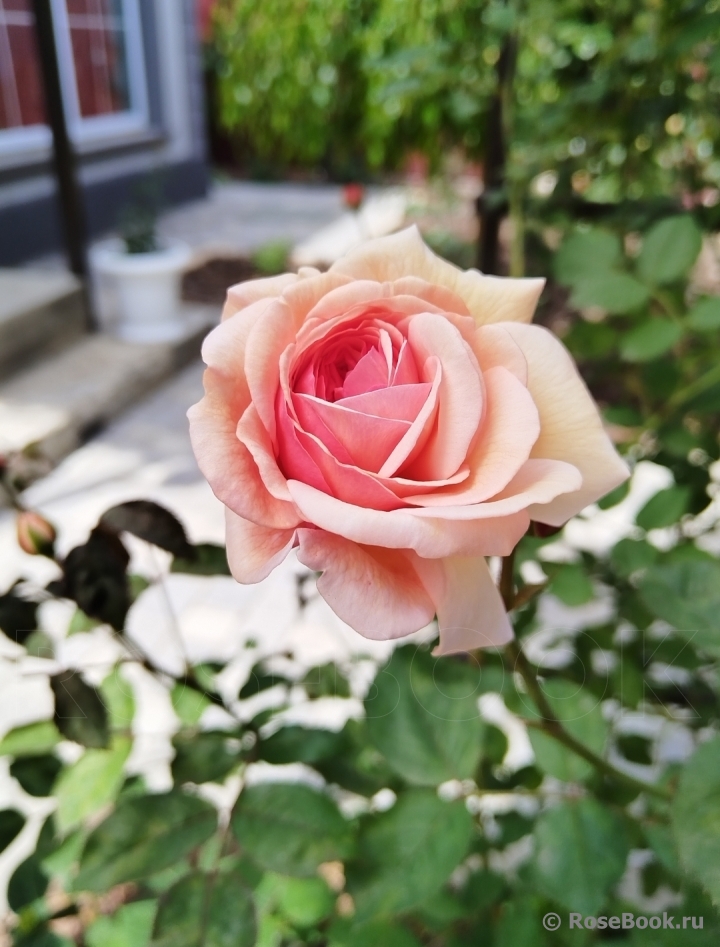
[189,228,628,654]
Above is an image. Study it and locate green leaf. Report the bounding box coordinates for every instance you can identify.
[0,584,39,645]
[531,797,629,915]
[597,480,630,510]
[8,817,55,910]
[637,215,703,285]
[171,731,241,785]
[328,919,421,947]
[67,608,101,636]
[53,527,130,631]
[257,725,345,765]
[171,543,231,576]
[10,755,62,797]
[232,782,354,876]
[643,823,680,877]
[86,900,157,947]
[527,680,607,782]
[151,870,256,947]
[365,646,484,786]
[100,669,135,730]
[548,563,594,606]
[496,898,546,947]
[349,790,472,921]
[55,737,131,834]
[0,809,25,853]
[553,229,622,287]
[570,271,650,314]
[639,560,720,659]
[620,319,683,362]
[75,791,217,891]
[100,501,194,559]
[0,721,60,757]
[687,296,720,332]
[273,875,335,928]
[51,672,109,748]
[171,684,212,727]
[636,485,690,530]
[672,735,720,905]
[610,538,659,579]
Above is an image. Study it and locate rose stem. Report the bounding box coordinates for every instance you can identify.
[499,551,672,801]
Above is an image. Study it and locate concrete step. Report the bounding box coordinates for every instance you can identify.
[0,269,87,382]
[0,305,217,497]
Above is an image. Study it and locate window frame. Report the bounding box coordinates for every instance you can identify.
[0,0,151,160]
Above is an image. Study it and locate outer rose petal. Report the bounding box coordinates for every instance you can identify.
[502,323,630,525]
[226,510,296,582]
[287,458,580,557]
[188,387,300,529]
[222,272,300,321]
[296,529,435,640]
[331,226,545,327]
[415,556,513,654]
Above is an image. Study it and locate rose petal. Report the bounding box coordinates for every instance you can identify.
[245,299,297,444]
[403,313,484,481]
[471,324,528,383]
[416,556,513,655]
[287,458,579,557]
[226,510,296,582]
[295,426,406,511]
[296,529,435,639]
[276,391,331,494]
[331,226,545,326]
[295,394,411,473]
[337,383,432,422]
[378,356,441,477]
[237,405,295,503]
[188,386,299,529]
[502,324,630,525]
[222,272,299,322]
[403,367,539,506]
[340,345,390,397]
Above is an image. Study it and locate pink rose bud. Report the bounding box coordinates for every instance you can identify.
[17,510,56,557]
[342,183,364,211]
[189,228,629,655]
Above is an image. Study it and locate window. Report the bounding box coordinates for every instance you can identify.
[0,0,149,158]
[0,0,50,153]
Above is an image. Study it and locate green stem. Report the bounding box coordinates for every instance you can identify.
[504,638,671,800]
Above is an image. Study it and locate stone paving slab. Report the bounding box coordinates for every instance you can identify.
[0,305,217,466]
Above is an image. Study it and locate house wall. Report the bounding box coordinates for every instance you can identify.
[0,0,209,265]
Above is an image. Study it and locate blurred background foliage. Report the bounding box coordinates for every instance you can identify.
[210,0,720,204]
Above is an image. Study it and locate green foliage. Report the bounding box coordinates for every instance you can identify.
[637,216,703,286]
[365,645,484,785]
[0,810,25,853]
[347,789,472,920]
[527,679,608,782]
[531,797,629,916]
[231,782,355,876]
[86,901,157,947]
[640,560,720,660]
[50,672,109,749]
[672,736,720,906]
[54,738,131,835]
[151,871,256,947]
[75,792,217,892]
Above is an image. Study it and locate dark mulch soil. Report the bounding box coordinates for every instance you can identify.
[182,257,261,305]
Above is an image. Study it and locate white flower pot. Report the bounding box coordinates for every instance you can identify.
[90,239,193,343]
